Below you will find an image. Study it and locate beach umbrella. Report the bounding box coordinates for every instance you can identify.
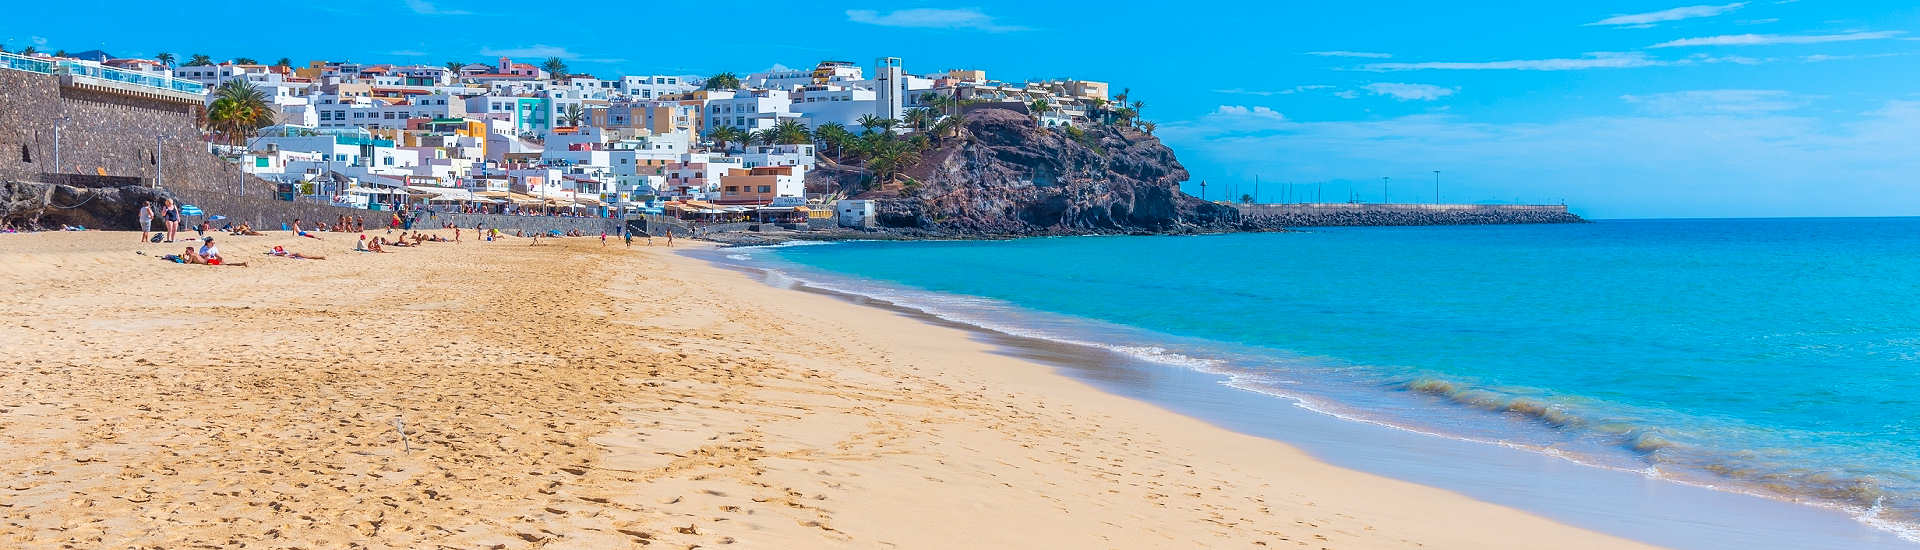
[179,205,205,216]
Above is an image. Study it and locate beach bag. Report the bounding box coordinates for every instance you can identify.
[150,233,164,243]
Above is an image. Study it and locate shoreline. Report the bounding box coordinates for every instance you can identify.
[0,230,1647,547]
[697,238,1920,549]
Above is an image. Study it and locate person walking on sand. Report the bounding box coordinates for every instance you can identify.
[137,202,154,242]
[162,199,180,242]
[665,227,674,246]
[622,226,633,248]
[600,231,608,247]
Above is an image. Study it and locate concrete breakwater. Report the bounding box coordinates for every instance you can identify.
[1233,203,1582,227]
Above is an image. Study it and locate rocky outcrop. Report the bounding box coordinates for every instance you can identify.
[815,109,1259,236]
[0,179,172,230]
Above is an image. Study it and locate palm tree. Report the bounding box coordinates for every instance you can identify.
[187,53,213,66]
[706,125,744,153]
[703,72,741,90]
[541,57,568,79]
[561,104,585,127]
[1140,121,1157,135]
[864,137,920,187]
[206,79,274,146]
[813,122,851,160]
[1131,100,1145,121]
[53,49,69,58]
[21,46,38,56]
[155,52,175,67]
[904,107,939,134]
[1028,99,1051,125]
[855,114,897,136]
[233,57,258,65]
[445,61,464,72]
[1115,87,1130,105]
[769,119,811,145]
[932,115,964,142]
[276,57,292,68]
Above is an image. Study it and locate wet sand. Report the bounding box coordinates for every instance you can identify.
[0,230,1656,548]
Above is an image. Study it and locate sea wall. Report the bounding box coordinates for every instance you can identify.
[0,69,375,230]
[1233,203,1582,227]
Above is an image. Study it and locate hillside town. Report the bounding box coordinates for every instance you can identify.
[0,46,1140,227]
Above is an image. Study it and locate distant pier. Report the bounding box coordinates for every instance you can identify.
[1231,203,1582,227]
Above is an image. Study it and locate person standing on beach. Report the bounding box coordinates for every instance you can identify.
[162,199,180,243]
[664,227,674,246]
[137,202,154,242]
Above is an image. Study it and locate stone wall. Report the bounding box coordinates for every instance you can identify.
[1233,203,1582,227]
[0,69,378,229]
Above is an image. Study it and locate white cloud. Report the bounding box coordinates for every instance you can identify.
[1363,83,1458,101]
[1652,31,1904,47]
[478,45,624,64]
[845,8,1028,32]
[31,36,47,46]
[1212,105,1287,121]
[1356,52,1665,71]
[1620,90,1804,114]
[388,50,428,56]
[1156,100,1920,218]
[1333,90,1360,99]
[480,45,576,58]
[1214,85,1334,96]
[1588,3,1747,27]
[768,63,793,72]
[1306,51,1393,58]
[404,0,471,15]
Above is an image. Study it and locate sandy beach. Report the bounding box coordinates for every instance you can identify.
[0,229,1658,548]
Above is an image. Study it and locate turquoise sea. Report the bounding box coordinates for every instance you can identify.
[719,218,1920,544]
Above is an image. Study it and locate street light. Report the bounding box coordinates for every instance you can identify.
[1433,170,1441,205]
[154,133,173,189]
[1382,176,1390,204]
[52,115,72,175]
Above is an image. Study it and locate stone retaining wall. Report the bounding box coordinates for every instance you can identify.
[0,69,379,229]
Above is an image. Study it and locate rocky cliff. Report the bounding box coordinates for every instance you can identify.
[812,109,1255,236]
[0,179,173,230]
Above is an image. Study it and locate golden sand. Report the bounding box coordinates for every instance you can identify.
[0,230,1658,548]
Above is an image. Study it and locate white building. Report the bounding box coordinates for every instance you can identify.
[874,57,904,121]
[789,85,877,129]
[836,199,876,228]
[704,90,796,133]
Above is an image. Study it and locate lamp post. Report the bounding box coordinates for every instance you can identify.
[1433,170,1441,205]
[1382,176,1390,204]
[52,115,71,174]
[154,133,172,189]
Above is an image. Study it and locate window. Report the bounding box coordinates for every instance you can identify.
[256,157,270,168]
[725,186,738,192]
[757,185,771,193]
[20,144,31,162]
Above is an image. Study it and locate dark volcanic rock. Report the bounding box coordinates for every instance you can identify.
[822,109,1254,236]
[1,180,172,230]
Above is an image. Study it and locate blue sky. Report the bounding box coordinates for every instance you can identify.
[6,1,1919,218]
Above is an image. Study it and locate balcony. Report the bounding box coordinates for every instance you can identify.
[0,51,206,104]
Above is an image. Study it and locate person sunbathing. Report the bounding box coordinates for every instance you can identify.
[367,238,387,253]
[231,223,263,236]
[291,219,322,239]
[266,245,325,260]
[197,237,248,267]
